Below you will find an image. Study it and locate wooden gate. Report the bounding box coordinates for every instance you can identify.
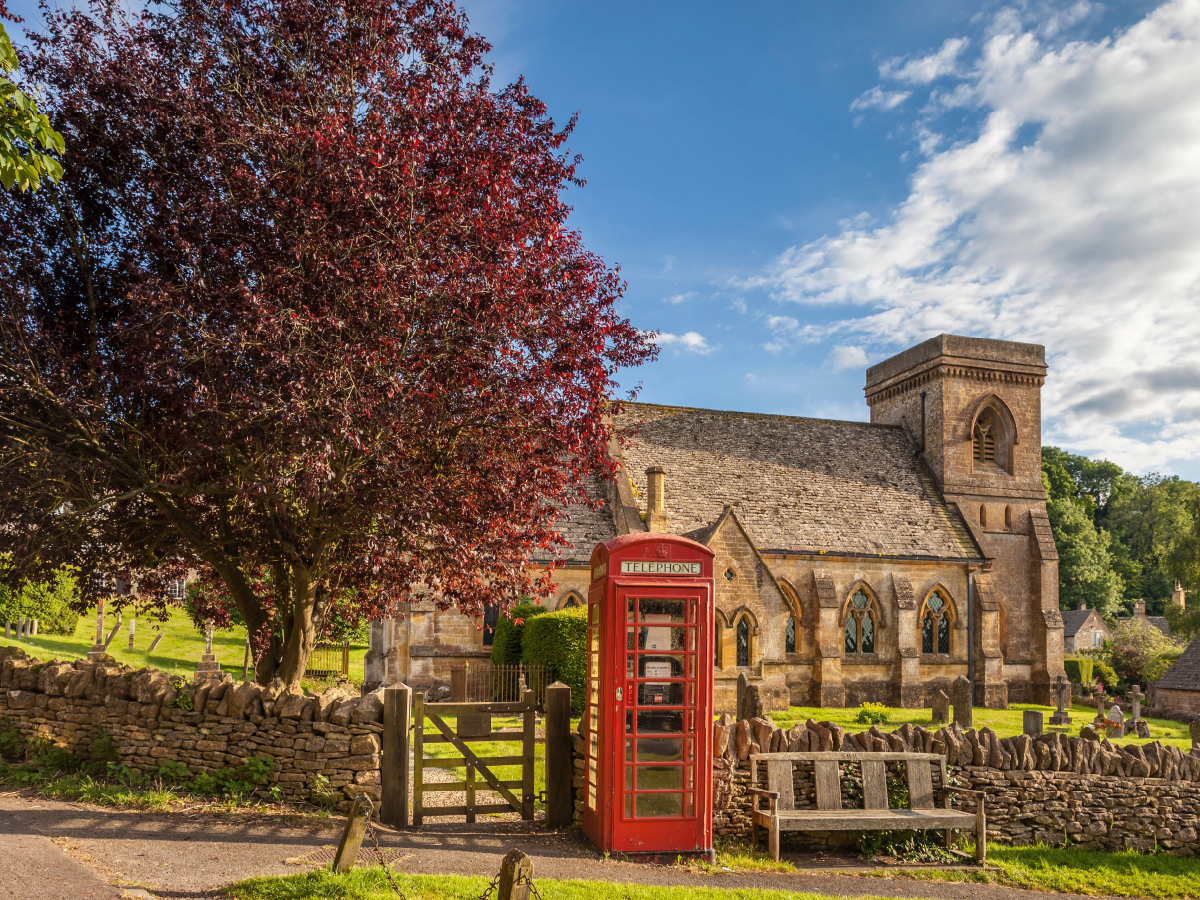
[412,689,536,825]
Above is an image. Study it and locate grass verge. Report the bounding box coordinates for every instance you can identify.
[883,844,1200,898]
[225,869,913,900]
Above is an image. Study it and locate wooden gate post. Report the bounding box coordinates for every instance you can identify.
[497,848,533,900]
[382,682,411,828]
[522,689,536,821]
[412,692,425,827]
[544,681,572,829]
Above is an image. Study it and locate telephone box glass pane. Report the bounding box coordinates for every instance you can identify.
[627,597,636,620]
[626,627,635,651]
[636,710,683,733]
[624,767,632,790]
[626,654,635,679]
[638,599,686,623]
[685,793,694,816]
[639,624,686,651]
[636,793,683,817]
[625,738,633,762]
[637,765,684,790]
[636,737,683,761]
[638,655,683,678]
[638,681,683,706]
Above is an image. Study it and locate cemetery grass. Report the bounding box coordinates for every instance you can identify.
[772,705,1192,751]
[887,843,1200,898]
[226,869,927,900]
[0,607,368,686]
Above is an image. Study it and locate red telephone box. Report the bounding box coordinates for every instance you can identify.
[582,533,715,859]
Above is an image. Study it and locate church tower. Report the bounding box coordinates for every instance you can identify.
[865,334,1062,704]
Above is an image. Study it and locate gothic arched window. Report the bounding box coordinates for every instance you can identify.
[736,617,750,667]
[843,589,877,655]
[920,590,955,655]
[785,616,796,654]
[972,403,1015,474]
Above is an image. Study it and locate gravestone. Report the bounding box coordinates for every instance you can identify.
[29,619,37,637]
[148,631,165,653]
[1191,720,1200,748]
[736,672,749,719]
[194,619,222,680]
[1022,709,1043,737]
[931,690,950,725]
[1135,719,1150,738]
[951,676,973,729]
[88,601,107,660]
[1049,675,1071,726]
[2,621,7,639]
[1107,704,1125,738]
[1131,685,1144,723]
[128,618,136,652]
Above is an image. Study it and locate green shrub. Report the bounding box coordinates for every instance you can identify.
[855,702,890,725]
[522,606,588,715]
[1093,660,1119,692]
[1064,658,1094,685]
[0,567,81,636]
[490,603,548,666]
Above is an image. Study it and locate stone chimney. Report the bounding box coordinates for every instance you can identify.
[1173,580,1188,609]
[1134,599,1146,618]
[1077,601,1087,611]
[645,466,668,533]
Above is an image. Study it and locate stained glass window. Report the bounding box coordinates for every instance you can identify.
[860,611,875,653]
[921,591,953,656]
[922,615,934,654]
[736,617,749,667]
[844,616,857,654]
[785,616,796,654]
[845,590,876,655]
[938,614,950,654]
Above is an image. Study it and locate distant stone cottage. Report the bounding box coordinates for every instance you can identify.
[1062,602,1112,653]
[365,334,1065,711]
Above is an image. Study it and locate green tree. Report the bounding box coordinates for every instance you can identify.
[1107,475,1199,613]
[1046,496,1123,617]
[0,23,63,190]
[0,564,81,635]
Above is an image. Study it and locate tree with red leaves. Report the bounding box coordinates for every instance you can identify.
[0,0,653,688]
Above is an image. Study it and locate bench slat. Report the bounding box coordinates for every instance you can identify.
[814,759,842,810]
[861,759,888,810]
[752,751,945,762]
[767,758,795,811]
[771,808,975,832]
[907,758,934,810]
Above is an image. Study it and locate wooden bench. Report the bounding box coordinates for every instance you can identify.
[748,752,985,862]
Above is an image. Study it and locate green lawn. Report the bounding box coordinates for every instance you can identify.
[227,842,1200,900]
[772,704,1193,750]
[226,870,927,900]
[0,607,367,686]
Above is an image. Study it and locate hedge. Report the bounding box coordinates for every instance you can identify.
[1065,658,1094,685]
[522,606,587,715]
[1093,660,1119,693]
[490,603,547,666]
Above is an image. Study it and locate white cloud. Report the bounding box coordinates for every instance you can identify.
[828,345,870,372]
[880,37,970,84]
[650,331,714,355]
[747,0,1200,473]
[663,291,697,305]
[850,86,912,112]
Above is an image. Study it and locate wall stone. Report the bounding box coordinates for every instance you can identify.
[0,646,379,811]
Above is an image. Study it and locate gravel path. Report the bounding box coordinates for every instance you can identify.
[0,792,1113,900]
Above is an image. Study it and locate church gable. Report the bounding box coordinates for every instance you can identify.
[698,507,795,666]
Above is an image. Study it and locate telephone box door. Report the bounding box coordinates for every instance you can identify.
[613,585,710,850]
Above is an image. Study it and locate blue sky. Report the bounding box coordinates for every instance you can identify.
[9,0,1200,477]
[457,0,1200,479]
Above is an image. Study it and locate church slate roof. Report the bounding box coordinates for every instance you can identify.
[550,474,619,563]
[612,403,983,560]
[1156,635,1200,691]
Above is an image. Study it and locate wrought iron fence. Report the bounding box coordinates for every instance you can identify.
[465,661,550,707]
[307,641,350,678]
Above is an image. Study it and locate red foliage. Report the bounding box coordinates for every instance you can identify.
[0,0,654,687]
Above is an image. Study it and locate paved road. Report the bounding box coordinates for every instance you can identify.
[0,793,1111,900]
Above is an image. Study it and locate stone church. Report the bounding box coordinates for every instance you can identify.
[365,334,1064,711]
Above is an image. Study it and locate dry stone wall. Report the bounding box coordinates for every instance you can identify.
[0,646,381,811]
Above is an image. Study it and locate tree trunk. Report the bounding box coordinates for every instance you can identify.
[272,566,320,693]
